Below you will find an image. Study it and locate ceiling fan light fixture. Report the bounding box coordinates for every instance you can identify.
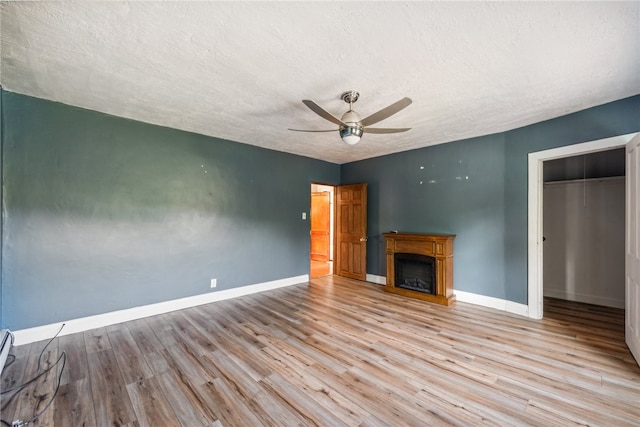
[340,125,363,145]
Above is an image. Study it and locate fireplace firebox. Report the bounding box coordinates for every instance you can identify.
[395,253,436,295]
[383,233,455,305]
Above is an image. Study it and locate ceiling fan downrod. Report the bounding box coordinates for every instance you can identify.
[339,91,363,144]
[341,90,359,111]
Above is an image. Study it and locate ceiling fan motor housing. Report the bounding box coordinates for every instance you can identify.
[339,109,364,145]
[341,109,361,125]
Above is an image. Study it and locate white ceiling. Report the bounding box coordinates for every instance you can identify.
[1,2,638,164]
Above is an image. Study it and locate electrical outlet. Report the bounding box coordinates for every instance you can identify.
[210,278,217,288]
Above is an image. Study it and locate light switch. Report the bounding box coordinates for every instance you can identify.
[302,212,307,220]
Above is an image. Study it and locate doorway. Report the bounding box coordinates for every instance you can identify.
[309,183,368,281]
[527,133,636,319]
[542,150,625,308]
[310,184,334,278]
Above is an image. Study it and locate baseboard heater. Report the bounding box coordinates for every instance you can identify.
[0,329,14,377]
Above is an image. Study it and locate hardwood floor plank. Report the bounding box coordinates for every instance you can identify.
[304,363,435,426]
[247,389,309,427]
[155,369,216,427]
[207,329,272,381]
[126,376,181,427]
[143,313,178,348]
[438,332,633,414]
[267,355,373,426]
[284,335,350,375]
[84,327,112,354]
[141,349,170,375]
[52,378,97,427]
[57,332,88,386]
[2,276,639,426]
[179,306,232,348]
[195,380,246,427]
[260,372,348,427]
[601,373,640,400]
[351,359,504,426]
[11,339,59,426]
[202,349,308,426]
[169,310,219,355]
[125,318,165,355]
[0,341,30,423]
[86,348,137,426]
[496,374,640,426]
[161,343,215,387]
[107,326,153,385]
[262,364,370,426]
[201,350,263,398]
[206,377,265,427]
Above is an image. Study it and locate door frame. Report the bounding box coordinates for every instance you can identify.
[527,132,637,319]
[625,133,640,365]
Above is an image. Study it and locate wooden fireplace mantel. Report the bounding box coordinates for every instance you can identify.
[383,233,456,306]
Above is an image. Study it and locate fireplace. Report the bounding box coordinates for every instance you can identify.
[383,233,455,305]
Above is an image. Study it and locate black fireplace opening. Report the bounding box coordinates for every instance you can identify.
[394,253,436,295]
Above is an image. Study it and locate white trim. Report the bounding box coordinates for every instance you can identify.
[366,274,386,285]
[527,133,637,319]
[455,290,529,317]
[366,274,529,316]
[12,275,308,346]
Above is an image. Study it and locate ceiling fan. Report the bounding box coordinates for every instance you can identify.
[289,90,412,145]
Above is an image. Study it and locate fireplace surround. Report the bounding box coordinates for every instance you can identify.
[383,233,455,305]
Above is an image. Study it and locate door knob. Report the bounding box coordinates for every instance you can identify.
[360,237,368,242]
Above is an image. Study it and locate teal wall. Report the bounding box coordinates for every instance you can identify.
[2,89,637,330]
[341,95,640,304]
[1,91,340,330]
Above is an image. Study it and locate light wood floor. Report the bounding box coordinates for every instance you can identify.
[310,260,332,278]
[2,275,639,426]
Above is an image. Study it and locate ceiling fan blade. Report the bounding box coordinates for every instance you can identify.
[365,127,411,134]
[360,97,412,127]
[288,128,336,132]
[302,100,347,126]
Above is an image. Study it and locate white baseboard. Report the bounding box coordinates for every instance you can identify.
[365,275,529,317]
[543,289,624,309]
[455,289,529,317]
[13,275,533,345]
[366,274,386,285]
[13,274,309,346]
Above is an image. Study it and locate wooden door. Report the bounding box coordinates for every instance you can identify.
[335,183,367,280]
[626,133,640,365]
[311,191,331,262]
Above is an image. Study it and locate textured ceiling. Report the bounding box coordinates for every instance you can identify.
[1,2,638,164]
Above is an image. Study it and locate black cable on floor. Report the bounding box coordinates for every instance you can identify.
[0,324,67,426]
[21,352,66,426]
